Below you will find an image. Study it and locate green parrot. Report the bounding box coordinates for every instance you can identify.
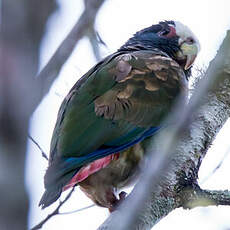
[39,20,200,211]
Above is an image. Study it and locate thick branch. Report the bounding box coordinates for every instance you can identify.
[98,31,230,230]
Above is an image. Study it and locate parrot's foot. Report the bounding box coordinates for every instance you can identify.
[109,191,127,212]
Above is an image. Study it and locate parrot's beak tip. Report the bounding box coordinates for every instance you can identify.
[184,54,197,70]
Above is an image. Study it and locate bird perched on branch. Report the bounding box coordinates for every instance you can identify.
[39,20,200,211]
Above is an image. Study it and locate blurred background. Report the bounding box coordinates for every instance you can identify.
[21,0,230,229]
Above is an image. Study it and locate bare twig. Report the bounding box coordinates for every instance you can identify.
[87,28,108,61]
[95,31,107,47]
[88,29,103,61]
[201,147,230,184]
[59,204,95,215]
[28,135,48,161]
[31,188,75,230]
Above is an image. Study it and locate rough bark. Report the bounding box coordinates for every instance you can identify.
[97,31,230,230]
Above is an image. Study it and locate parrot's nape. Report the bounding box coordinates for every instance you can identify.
[39,20,200,212]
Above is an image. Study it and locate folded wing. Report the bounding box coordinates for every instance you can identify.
[39,50,187,208]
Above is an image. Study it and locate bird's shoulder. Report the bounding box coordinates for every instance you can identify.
[57,49,186,116]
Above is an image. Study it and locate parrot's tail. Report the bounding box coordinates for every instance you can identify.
[39,157,79,209]
[39,187,62,209]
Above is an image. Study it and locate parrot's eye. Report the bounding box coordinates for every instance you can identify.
[186,37,195,44]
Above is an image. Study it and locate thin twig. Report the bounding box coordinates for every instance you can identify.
[31,188,75,230]
[59,204,95,215]
[88,28,103,61]
[95,31,107,47]
[28,134,48,161]
[201,147,230,184]
[88,28,108,61]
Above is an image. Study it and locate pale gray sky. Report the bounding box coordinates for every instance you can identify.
[27,1,230,229]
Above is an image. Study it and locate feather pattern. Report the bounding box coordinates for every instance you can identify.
[39,20,199,210]
[39,50,186,209]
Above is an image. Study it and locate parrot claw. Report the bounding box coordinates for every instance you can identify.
[119,191,127,200]
[109,191,127,212]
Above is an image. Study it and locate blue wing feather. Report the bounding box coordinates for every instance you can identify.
[63,126,160,170]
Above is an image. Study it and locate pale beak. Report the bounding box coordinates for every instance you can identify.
[179,42,199,70]
[184,53,197,70]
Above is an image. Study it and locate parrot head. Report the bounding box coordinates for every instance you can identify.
[119,20,200,72]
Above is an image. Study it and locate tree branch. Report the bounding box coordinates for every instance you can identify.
[31,188,75,230]
[59,204,95,215]
[180,187,230,209]
[28,135,48,161]
[98,31,230,230]
[201,147,230,184]
[88,29,104,62]
[35,0,106,104]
